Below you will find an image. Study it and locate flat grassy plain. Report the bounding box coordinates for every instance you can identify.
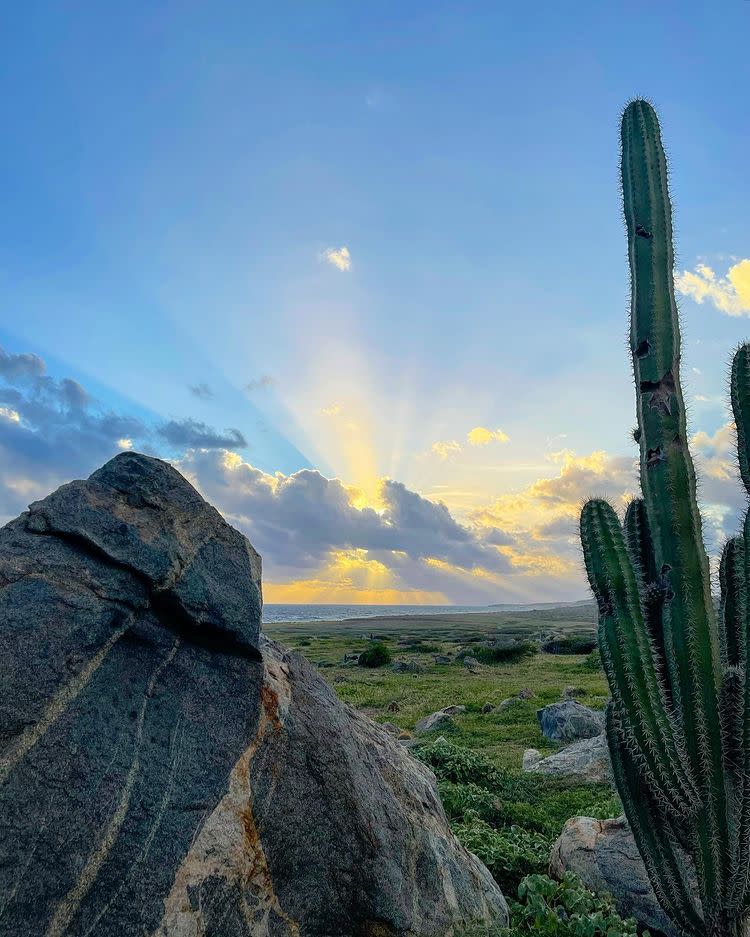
[265,606,623,908]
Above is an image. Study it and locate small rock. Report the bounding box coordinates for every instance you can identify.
[523,734,612,784]
[441,705,467,715]
[537,699,605,742]
[522,749,543,771]
[392,660,423,675]
[482,703,495,714]
[387,700,401,712]
[562,685,586,699]
[463,656,480,671]
[415,709,459,733]
[434,654,452,664]
[499,697,521,711]
[518,688,536,700]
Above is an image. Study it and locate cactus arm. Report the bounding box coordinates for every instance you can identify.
[623,497,669,681]
[607,706,704,937]
[621,99,725,909]
[727,512,750,913]
[731,344,750,495]
[580,498,698,816]
[720,537,747,669]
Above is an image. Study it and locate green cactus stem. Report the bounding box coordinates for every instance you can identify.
[580,100,750,936]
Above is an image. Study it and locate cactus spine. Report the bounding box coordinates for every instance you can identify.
[580,100,750,936]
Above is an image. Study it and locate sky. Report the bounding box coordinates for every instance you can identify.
[1,2,749,606]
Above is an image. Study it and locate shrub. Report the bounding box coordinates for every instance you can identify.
[400,639,442,652]
[582,648,602,672]
[453,819,550,894]
[417,740,535,799]
[357,642,392,668]
[469,641,538,665]
[438,780,501,824]
[542,636,597,655]
[502,871,645,936]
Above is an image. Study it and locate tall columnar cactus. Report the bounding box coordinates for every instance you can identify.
[580,100,750,937]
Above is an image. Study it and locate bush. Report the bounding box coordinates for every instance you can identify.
[582,648,602,672]
[357,642,392,668]
[542,636,597,655]
[438,780,501,824]
[469,641,538,665]
[502,871,645,936]
[417,739,535,799]
[400,639,442,653]
[453,820,550,894]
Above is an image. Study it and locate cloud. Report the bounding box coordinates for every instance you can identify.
[0,344,253,523]
[188,382,214,400]
[322,246,351,272]
[174,449,526,604]
[244,375,274,393]
[157,419,247,450]
[0,347,46,382]
[675,259,750,316]
[468,426,510,446]
[432,440,462,460]
[0,345,151,521]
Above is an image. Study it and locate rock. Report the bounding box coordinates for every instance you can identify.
[482,703,495,714]
[341,652,360,663]
[518,687,536,700]
[441,705,467,715]
[463,656,480,670]
[537,699,605,742]
[0,453,508,936]
[499,697,521,711]
[550,816,695,937]
[561,685,586,699]
[522,734,612,784]
[380,721,403,736]
[392,660,423,675]
[522,749,543,771]
[434,654,452,664]
[387,700,401,712]
[415,709,459,733]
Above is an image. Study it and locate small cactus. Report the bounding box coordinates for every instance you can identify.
[580,100,750,936]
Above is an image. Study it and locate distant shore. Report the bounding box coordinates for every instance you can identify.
[263,602,596,639]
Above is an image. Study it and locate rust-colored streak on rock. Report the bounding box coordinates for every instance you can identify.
[260,683,282,732]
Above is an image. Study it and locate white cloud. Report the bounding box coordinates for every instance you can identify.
[675,259,750,316]
[322,246,352,272]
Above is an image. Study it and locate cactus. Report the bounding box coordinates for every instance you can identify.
[580,100,750,937]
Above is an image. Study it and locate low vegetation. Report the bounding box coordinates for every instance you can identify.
[357,641,392,667]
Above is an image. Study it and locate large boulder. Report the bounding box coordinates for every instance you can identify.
[550,816,695,937]
[537,699,605,742]
[0,452,508,936]
[522,734,612,785]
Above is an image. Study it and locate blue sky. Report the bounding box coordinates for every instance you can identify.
[1,2,749,603]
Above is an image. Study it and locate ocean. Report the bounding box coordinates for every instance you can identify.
[262,603,488,624]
